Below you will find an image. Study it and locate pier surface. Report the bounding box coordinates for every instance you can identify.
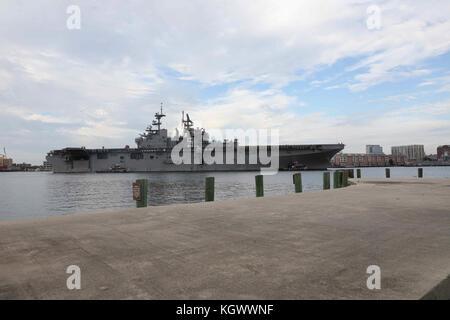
[0,178,449,299]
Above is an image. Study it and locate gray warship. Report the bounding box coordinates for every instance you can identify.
[46,106,344,173]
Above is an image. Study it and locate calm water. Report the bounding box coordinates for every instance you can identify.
[1,166,450,221]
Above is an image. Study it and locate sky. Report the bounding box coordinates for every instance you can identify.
[1,0,450,164]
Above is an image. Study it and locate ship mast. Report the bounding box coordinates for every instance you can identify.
[182,111,194,133]
[152,102,166,132]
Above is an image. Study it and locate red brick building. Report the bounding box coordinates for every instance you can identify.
[332,153,406,167]
[437,145,450,160]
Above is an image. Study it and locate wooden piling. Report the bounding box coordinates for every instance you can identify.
[357,168,361,179]
[323,172,330,190]
[255,175,264,197]
[333,171,339,189]
[339,171,344,188]
[293,173,302,193]
[343,170,349,187]
[348,169,354,179]
[135,179,148,208]
[205,177,215,201]
[418,168,423,178]
[386,168,390,178]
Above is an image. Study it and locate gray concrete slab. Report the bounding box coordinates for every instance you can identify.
[0,178,449,299]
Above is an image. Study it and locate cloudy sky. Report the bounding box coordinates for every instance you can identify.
[1,0,450,164]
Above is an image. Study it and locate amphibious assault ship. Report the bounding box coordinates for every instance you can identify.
[46,106,344,173]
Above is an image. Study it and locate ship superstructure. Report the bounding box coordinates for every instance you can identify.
[46,105,344,173]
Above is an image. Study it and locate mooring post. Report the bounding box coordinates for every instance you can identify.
[255,174,264,197]
[323,171,330,190]
[357,168,361,179]
[333,171,339,189]
[386,168,390,178]
[338,170,344,188]
[293,173,302,193]
[343,170,349,187]
[348,169,354,179]
[418,168,423,178]
[205,177,215,201]
[134,179,148,208]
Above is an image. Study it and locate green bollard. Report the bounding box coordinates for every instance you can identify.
[343,170,349,187]
[333,171,339,189]
[293,173,302,193]
[357,168,361,179]
[255,175,264,197]
[323,172,330,190]
[134,179,148,208]
[418,168,423,178]
[348,169,354,179]
[385,168,390,178]
[337,170,344,188]
[205,177,215,201]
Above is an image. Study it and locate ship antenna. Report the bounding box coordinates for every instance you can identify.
[152,102,166,132]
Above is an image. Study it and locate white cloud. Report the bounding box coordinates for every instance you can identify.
[23,114,71,124]
[418,81,434,87]
[2,48,161,101]
[368,93,418,103]
[414,74,450,92]
[185,89,450,154]
[1,106,69,123]
[325,85,341,90]
[189,88,297,131]
[388,100,450,116]
[0,0,450,163]
[435,75,450,92]
[3,0,447,89]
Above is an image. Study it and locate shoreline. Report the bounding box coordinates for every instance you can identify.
[2,163,450,173]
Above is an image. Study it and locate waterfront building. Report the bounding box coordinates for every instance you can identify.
[42,161,53,171]
[437,145,450,160]
[0,155,13,169]
[16,163,32,170]
[425,154,438,161]
[391,145,425,161]
[366,145,384,154]
[332,152,405,167]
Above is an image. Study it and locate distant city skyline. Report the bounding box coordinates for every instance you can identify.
[1,0,450,164]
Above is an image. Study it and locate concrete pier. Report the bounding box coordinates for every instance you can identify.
[0,178,449,299]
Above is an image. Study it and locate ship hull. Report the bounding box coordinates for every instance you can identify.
[46,144,344,173]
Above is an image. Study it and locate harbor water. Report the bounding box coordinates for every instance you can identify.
[1,166,450,221]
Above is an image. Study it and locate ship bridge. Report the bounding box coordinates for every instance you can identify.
[135,103,170,149]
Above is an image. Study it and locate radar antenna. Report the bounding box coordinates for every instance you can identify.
[182,112,194,132]
[152,102,166,132]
